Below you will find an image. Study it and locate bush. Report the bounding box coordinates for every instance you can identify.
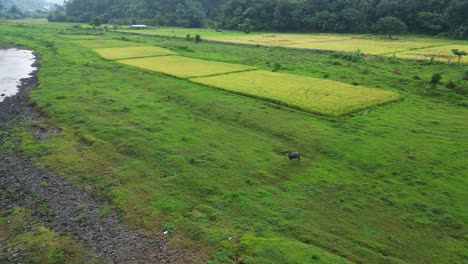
[445,80,457,90]
[195,34,202,43]
[333,50,364,62]
[272,63,282,72]
[430,73,442,86]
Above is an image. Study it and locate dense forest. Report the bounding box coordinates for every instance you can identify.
[0,0,59,19]
[46,0,468,39]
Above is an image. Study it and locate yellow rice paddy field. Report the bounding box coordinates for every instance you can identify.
[117,56,256,78]
[191,70,400,117]
[395,45,468,63]
[94,46,175,60]
[211,34,351,46]
[287,38,447,54]
[212,34,456,55]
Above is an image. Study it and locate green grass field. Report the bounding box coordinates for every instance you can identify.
[94,46,175,60]
[192,70,400,117]
[1,20,467,263]
[117,55,256,78]
[74,39,145,49]
[118,26,246,38]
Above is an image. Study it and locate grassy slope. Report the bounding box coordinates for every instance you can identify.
[0,23,467,263]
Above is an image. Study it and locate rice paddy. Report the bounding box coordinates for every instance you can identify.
[191,70,401,117]
[209,33,351,46]
[287,38,446,54]
[395,45,468,63]
[117,55,256,78]
[212,34,457,55]
[94,46,175,60]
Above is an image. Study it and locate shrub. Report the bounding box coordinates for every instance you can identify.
[388,53,399,64]
[333,50,364,62]
[445,80,457,90]
[273,63,282,72]
[430,73,442,86]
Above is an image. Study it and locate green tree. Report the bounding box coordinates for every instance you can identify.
[444,0,468,38]
[451,49,467,64]
[238,18,253,34]
[89,16,102,29]
[375,16,407,39]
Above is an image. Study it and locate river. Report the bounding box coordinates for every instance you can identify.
[0,48,36,103]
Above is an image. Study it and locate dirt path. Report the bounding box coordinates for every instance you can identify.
[0,52,190,263]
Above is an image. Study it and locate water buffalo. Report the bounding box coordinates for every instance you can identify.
[288,152,300,160]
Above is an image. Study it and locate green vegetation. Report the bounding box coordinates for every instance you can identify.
[0,208,95,263]
[0,0,58,20]
[118,27,245,38]
[192,70,400,117]
[0,21,467,263]
[451,48,467,64]
[375,16,408,39]
[94,46,175,60]
[56,0,468,39]
[89,16,102,30]
[74,39,144,49]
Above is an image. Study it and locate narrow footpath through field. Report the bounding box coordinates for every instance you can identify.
[0,55,190,263]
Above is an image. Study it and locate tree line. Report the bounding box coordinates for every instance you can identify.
[0,0,60,19]
[48,0,468,39]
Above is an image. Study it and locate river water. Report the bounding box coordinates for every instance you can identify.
[0,48,36,103]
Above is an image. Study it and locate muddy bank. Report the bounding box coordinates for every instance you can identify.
[0,49,191,263]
